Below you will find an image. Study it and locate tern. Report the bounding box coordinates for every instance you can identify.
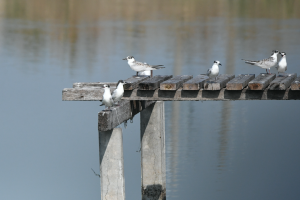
[123,56,164,77]
[242,50,279,74]
[276,52,287,75]
[100,84,114,110]
[112,80,126,106]
[206,60,221,81]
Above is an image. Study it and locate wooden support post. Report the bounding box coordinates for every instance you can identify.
[140,101,166,200]
[99,128,125,200]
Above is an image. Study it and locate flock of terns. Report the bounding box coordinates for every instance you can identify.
[101,50,288,110]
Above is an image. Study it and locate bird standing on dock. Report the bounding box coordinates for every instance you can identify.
[112,80,126,106]
[100,84,114,110]
[242,50,279,74]
[276,52,287,75]
[122,56,164,77]
[206,60,221,80]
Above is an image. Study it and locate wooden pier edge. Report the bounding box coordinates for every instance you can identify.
[98,100,155,132]
[62,74,300,200]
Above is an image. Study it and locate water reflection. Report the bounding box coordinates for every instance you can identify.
[1,0,300,200]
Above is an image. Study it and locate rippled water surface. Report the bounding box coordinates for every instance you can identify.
[1,1,300,199]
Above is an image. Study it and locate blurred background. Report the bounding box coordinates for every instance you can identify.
[1,0,300,199]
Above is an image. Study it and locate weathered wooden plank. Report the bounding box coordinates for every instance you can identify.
[182,74,209,90]
[160,75,193,90]
[73,82,117,88]
[226,74,255,90]
[248,73,276,90]
[63,86,121,101]
[63,86,300,101]
[123,75,150,90]
[269,73,297,90]
[291,77,300,90]
[122,88,300,101]
[98,100,155,131]
[204,74,235,90]
[139,75,173,90]
[63,88,102,101]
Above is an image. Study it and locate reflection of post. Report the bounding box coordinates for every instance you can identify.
[140,101,166,200]
[99,128,125,200]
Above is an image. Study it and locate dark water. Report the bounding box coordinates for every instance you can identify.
[1,1,300,199]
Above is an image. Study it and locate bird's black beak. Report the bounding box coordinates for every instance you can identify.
[219,63,222,66]
[122,58,127,60]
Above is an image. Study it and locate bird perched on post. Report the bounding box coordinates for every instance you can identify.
[206,60,221,81]
[112,80,126,106]
[100,84,114,110]
[242,50,279,74]
[122,56,164,77]
[276,52,287,76]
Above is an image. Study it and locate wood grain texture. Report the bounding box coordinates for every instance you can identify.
[63,88,113,101]
[226,74,255,90]
[204,74,235,90]
[160,75,193,90]
[123,76,150,90]
[248,73,276,90]
[139,75,173,90]
[269,73,297,90]
[183,74,209,90]
[121,88,300,101]
[291,77,300,90]
[98,100,155,131]
[73,82,117,88]
[63,87,300,101]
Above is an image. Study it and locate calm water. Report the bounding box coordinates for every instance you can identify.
[1,1,300,199]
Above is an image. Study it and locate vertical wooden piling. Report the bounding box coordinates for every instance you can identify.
[140,101,166,200]
[99,128,125,200]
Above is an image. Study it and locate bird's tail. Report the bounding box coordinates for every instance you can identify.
[151,65,165,69]
[242,59,256,65]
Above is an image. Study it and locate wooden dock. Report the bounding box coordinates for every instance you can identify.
[62,72,300,200]
[63,73,300,101]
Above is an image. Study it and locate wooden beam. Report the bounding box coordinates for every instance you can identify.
[124,76,150,90]
[122,88,300,101]
[63,87,300,101]
[62,87,119,101]
[290,77,300,90]
[248,73,276,90]
[73,82,117,88]
[139,75,173,90]
[183,74,209,90]
[226,74,255,90]
[204,74,235,90]
[269,73,297,90]
[160,75,193,90]
[98,100,155,131]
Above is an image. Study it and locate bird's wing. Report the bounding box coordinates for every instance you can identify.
[109,96,114,104]
[135,61,164,70]
[111,89,117,100]
[206,68,211,76]
[260,57,276,67]
[243,57,275,67]
[135,61,149,67]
